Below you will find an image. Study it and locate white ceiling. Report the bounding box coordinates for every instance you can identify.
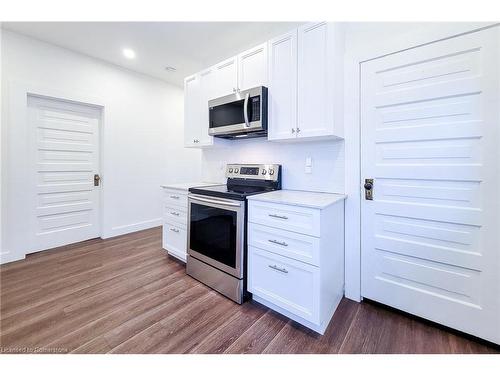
[2,22,303,87]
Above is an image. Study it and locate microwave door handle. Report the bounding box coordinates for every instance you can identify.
[243,92,250,127]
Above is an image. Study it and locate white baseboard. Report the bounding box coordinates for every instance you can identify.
[0,251,26,265]
[104,218,162,239]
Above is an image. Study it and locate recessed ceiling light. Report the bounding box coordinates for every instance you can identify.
[122,48,136,59]
[165,66,177,72]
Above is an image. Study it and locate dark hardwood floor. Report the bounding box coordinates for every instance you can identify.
[1,227,498,354]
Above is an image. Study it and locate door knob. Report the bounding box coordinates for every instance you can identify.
[94,174,101,187]
[364,179,373,200]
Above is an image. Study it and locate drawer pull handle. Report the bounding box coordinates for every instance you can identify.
[269,264,288,274]
[268,214,288,220]
[268,239,288,247]
[169,228,180,233]
[170,212,180,216]
[170,195,180,199]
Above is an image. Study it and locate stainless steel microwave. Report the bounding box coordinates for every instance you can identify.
[208,86,268,139]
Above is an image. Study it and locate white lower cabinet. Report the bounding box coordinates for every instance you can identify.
[248,193,345,334]
[163,222,187,262]
[161,187,189,262]
[249,246,320,324]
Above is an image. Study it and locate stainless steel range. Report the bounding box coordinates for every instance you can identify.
[187,164,282,303]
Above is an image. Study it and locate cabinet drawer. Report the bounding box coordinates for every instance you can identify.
[248,223,320,266]
[248,201,321,237]
[164,205,188,226]
[248,246,320,324]
[162,222,187,262]
[162,189,188,208]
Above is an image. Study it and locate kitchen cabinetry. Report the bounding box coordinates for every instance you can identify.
[184,69,222,148]
[211,56,238,100]
[184,74,201,147]
[184,44,268,148]
[247,190,346,334]
[268,22,344,141]
[161,187,189,262]
[238,42,268,91]
[267,30,297,141]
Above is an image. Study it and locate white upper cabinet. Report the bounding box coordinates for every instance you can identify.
[198,68,215,146]
[183,23,343,147]
[238,42,268,91]
[268,30,298,141]
[211,56,238,99]
[184,74,201,147]
[297,22,343,140]
[184,70,221,148]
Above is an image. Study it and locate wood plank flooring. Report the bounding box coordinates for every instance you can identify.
[1,227,498,354]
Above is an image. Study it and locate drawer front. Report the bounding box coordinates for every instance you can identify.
[163,205,188,226]
[248,246,320,324]
[248,223,320,266]
[163,189,188,208]
[162,222,187,262]
[248,201,321,237]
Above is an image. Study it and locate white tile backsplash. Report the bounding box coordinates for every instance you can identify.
[201,138,345,193]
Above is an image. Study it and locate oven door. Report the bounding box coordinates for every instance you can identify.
[208,86,266,136]
[188,194,245,278]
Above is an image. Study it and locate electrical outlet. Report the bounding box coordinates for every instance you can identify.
[305,157,312,174]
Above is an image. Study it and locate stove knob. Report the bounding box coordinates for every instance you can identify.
[269,169,275,176]
[262,169,267,175]
[229,168,233,173]
[234,168,239,173]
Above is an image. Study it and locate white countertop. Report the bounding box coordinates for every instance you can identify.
[160,182,220,192]
[247,189,346,209]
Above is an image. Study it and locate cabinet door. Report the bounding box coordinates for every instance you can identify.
[238,43,268,91]
[198,68,214,146]
[184,74,201,147]
[211,56,238,99]
[297,22,336,139]
[267,30,298,141]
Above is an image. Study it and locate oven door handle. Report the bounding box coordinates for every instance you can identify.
[189,195,242,207]
[243,92,250,127]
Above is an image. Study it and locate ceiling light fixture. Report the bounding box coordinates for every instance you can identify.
[165,66,177,72]
[122,48,136,59]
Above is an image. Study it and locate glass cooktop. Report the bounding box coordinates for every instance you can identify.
[189,184,274,201]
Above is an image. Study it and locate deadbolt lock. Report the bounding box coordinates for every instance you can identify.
[364,178,373,200]
[94,174,101,187]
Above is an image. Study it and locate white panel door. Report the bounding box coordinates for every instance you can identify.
[238,42,268,91]
[361,27,500,344]
[268,30,298,141]
[28,95,101,252]
[297,22,335,139]
[211,56,238,99]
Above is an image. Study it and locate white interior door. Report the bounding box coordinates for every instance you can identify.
[28,95,101,252]
[360,27,500,344]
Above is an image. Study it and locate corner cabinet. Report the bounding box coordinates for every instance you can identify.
[269,22,344,142]
[184,69,224,148]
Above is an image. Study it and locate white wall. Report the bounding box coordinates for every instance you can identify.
[1,30,201,262]
[202,139,344,193]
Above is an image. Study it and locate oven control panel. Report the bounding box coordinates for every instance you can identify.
[226,164,280,181]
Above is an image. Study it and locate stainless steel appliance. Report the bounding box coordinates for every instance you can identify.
[208,86,268,139]
[187,163,281,303]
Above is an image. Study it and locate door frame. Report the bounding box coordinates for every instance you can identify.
[343,22,499,302]
[2,81,107,263]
